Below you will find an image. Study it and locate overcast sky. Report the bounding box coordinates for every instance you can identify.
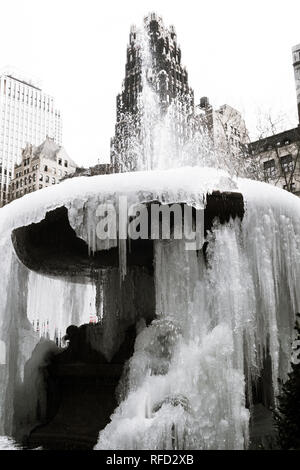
[1,0,300,166]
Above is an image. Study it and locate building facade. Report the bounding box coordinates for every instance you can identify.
[0,70,62,206]
[292,43,300,124]
[249,127,300,195]
[9,137,76,202]
[195,97,249,158]
[111,13,195,172]
[249,43,300,195]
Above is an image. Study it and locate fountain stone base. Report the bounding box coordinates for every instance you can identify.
[26,324,137,450]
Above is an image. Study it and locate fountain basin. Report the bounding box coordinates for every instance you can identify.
[12,191,244,279]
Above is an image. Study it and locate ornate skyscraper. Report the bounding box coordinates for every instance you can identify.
[111,13,195,172]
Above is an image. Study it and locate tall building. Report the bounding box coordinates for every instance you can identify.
[9,137,76,203]
[292,43,300,124]
[0,69,62,206]
[195,97,249,157]
[111,13,195,172]
[116,13,193,117]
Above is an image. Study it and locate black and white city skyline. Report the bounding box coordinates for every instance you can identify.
[1,0,300,167]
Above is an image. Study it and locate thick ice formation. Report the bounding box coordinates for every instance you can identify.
[0,166,236,437]
[27,272,96,345]
[0,164,299,448]
[94,177,300,450]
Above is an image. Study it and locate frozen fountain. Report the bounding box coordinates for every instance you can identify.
[1,14,300,450]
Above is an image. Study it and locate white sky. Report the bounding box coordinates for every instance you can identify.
[1,0,300,166]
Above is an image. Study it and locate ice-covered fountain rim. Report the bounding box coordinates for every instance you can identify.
[1,165,300,243]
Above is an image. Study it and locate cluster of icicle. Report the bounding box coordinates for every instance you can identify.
[26,272,96,344]
[95,179,300,450]
[0,236,96,436]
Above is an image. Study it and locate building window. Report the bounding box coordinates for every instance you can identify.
[58,158,62,165]
[263,159,276,178]
[283,182,296,192]
[280,154,294,173]
[45,175,49,183]
[64,160,68,168]
[52,178,56,184]
[44,165,48,172]
[39,174,43,182]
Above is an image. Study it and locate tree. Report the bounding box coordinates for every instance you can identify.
[250,111,300,193]
[274,313,300,449]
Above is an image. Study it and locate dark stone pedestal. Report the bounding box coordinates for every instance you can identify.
[27,363,123,450]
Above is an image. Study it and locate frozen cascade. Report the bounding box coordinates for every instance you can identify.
[95,180,300,449]
[0,167,300,446]
[27,271,96,343]
[0,226,96,436]
[96,239,250,450]
[0,165,235,438]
